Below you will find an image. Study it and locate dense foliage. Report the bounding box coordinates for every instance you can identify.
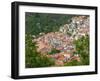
[48,48,61,55]
[25,35,55,68]
[25,13,73,36]
[74,35,89,65]
[64,35,89,66]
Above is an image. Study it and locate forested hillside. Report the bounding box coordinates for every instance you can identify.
[25,12,89,68]
[25,12,73,36]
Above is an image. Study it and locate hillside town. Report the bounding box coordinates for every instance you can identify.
[32,16,89,66]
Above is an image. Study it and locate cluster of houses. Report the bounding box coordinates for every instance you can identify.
[33,32,80,66]
[59,16,89,40]
[32,16,89,66]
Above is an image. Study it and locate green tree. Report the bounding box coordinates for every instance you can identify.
[64,35,89,66]
[48,48,60,55]
[73,35,89,65]
[25,34,55,68]
[25,12,73,36]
